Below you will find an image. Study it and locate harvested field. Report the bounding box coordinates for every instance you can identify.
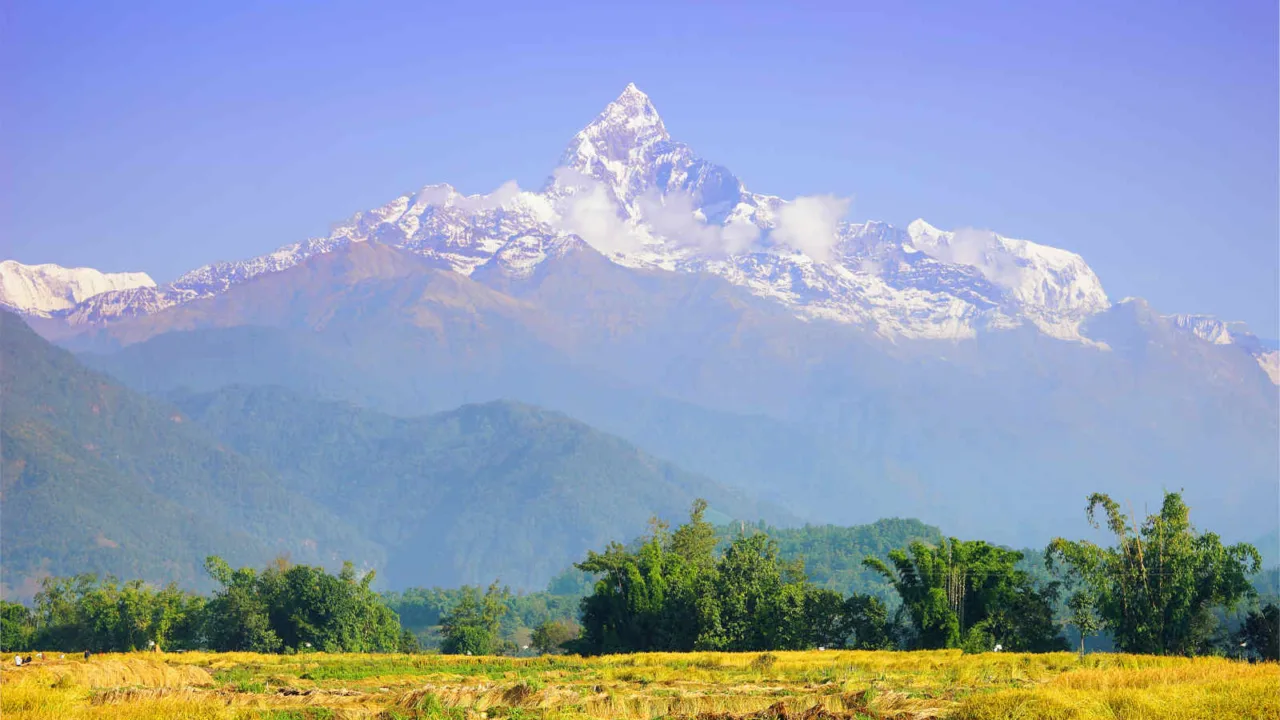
[1,650,1275,719]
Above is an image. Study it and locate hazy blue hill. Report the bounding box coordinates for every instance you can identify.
[3,306,790,593]
[170,384,793,589]
[0,311,381,594]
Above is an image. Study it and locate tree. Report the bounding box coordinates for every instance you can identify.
[0,601,33,652]
[202,555,399,653]
[202,558,281,653]
[1046,492,1261,655]
[865,538,1065,651]
[1066,591,1102,658]
[440,582,509,655]
[670,499,719,570]
[575,501,848,654]
[531,619,579,654]
[577,523,695,653]
[1236,603,1279,662]
[841,594,892,650]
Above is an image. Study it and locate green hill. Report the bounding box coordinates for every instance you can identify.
[3,309,787,593]
[170,384,792,589]
[0,310,380,594]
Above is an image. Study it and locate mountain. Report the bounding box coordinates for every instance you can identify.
[169,384,789,590]
[8,85,1276,552]
[0,260,154,316]
[27,85,1263,370]
[0,310,380,595]
[1,309,785,592]
[1165,312,1280,384]
[69,240,1279,548]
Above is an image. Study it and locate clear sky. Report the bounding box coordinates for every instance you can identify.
[3,0,1276,334]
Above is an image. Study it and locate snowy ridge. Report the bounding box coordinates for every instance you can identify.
[21,84,1272,383]
[0,260,155,316]
[1165,313,1279,384]
[1167,314,1251,346]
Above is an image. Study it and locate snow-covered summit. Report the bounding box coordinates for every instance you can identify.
[0,260,155,316]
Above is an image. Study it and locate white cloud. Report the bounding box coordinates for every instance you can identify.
[721,217,762,255]
[915,227,1027,288]
[635,189,761,256]
[414,184,455,208]
[771,195,850,263]
[555,177,642,255]
[455,180,522,212]
[413,181,522,213]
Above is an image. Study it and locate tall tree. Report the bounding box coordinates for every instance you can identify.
[865,538,1064,651]
[1046,492,1261,655]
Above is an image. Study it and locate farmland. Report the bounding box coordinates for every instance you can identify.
[2,650,1275,720]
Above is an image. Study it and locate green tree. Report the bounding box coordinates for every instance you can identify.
[203,557,281,653]
[1236,603,1279,661]
[671,499,719,570]
[1066,591,1102,658]
[575,500,904,654]
[1046,492,1261,655]
[840,594,892,650]
[577,518,698,653]
[531,619,579,654]
[0,601,33,652]
[865,538,1065,651]
[440,582,509,655]
[863,541,961,649]
[696,533,808,651]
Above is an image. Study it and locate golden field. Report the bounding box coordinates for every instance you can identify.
[1,650,1276,720]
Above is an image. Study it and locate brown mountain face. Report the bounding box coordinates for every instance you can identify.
[76,242,538,346]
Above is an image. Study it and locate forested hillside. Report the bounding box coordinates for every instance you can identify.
[0,309,791,593]
[0,311,379,593]
[171,384,790,589]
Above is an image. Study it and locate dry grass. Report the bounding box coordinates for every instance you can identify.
[1,650,1275,720]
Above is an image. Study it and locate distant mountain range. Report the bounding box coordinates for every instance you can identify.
[2,85,1276,591]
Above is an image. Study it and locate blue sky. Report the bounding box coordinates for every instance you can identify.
[4,0,1276,333]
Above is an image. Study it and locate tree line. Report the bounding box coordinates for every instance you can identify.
[3,491,1275,660]
[1,556,414,654]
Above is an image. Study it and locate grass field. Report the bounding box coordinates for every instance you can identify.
[2,650,1276,720]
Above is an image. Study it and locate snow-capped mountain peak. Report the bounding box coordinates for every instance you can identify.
[20,83,1272,384]
[560,83,670,172]
[0,260,155,316]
